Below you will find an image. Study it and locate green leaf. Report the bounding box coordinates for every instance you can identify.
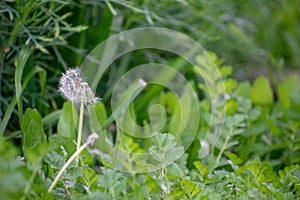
[106,79,146,129]
[219,66,233,77]
[235,81,252,99]
[181,179,201,198]
[119,103,137,136]
[168,190,185,198]
[278,83,289,109]
[80,167,99,190]
[224,78,237,93]
[62,25,88,32]
[0,135,19,159]
[88,101,107,130]
[228,22,251,46]
[22,109,46,149]
[224,151,243,166]
[21,108,47,164]
[248,107,261,121]
[48,134,75,156]
[194,161,209,177]
[57,102,77,139]
[278,74,299,109]
[42,110,61,126]
[98,169,126,196]
[250,77,274,105]
[149,133,184,164]
[44,151,64,170]
[240,158,278,183]
[38,68,46,98]
[226,114,245,128]
[225,99,238,114]
[0,165,27,199]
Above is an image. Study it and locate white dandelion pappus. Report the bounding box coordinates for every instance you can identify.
[58,67,99,105]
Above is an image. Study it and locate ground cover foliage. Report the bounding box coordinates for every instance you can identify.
[0,0,299,199]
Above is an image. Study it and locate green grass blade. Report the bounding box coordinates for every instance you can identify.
[0,65,42,135]
[14,47,32,125]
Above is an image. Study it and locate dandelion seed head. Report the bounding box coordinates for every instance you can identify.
[58,67,99,105]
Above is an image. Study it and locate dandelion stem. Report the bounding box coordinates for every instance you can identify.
[48,142,88,193]
[48,133,98,193]
[76,100,84,161]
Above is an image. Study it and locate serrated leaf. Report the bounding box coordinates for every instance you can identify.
[64,167,82,180]
[44,151,64,170]
[98,169,124,190]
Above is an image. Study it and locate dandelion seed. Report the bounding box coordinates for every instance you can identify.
[58,67,99,105]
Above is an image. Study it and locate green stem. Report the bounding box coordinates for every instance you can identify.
[161,160,169,199]
[48,142,88,193]
[0,52,4,119]
[213,134,231,171]
[104,0,117,15]
[76,100,84,161]
[20,166,38,200]
[110,187,117,200]
[8,20,21,47]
